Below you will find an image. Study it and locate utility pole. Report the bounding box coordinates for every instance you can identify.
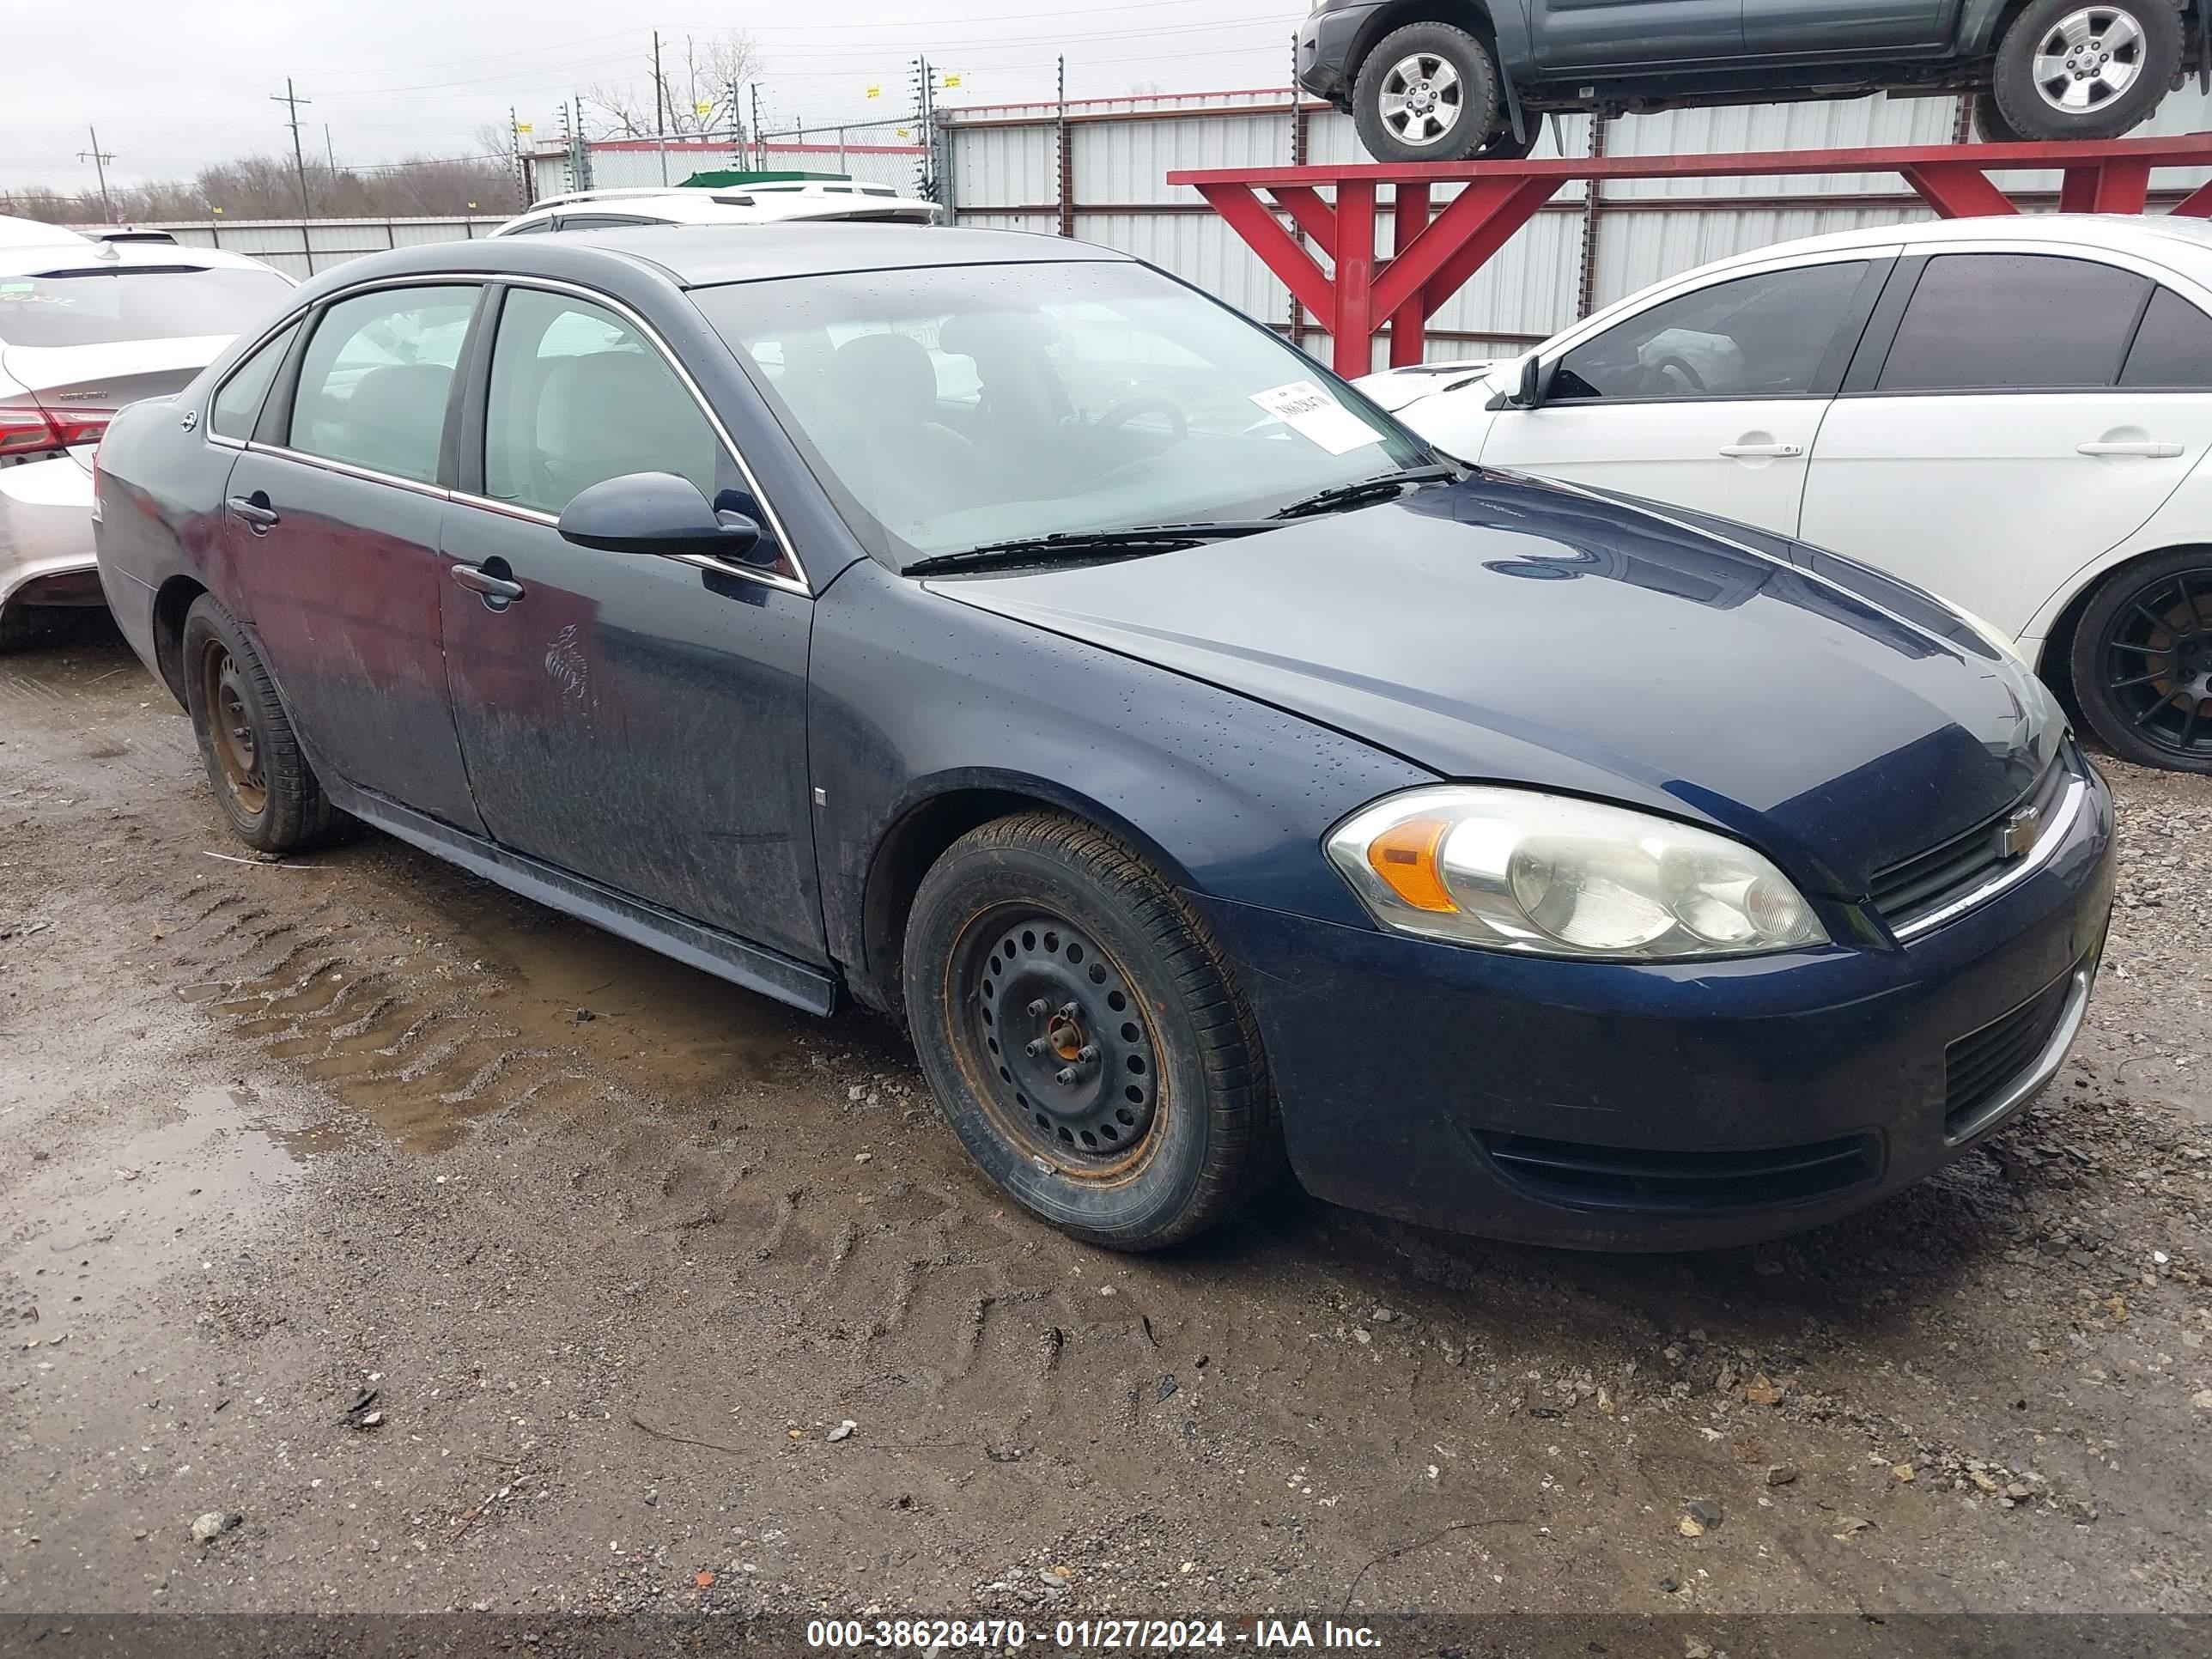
[324,124,337,175]
[750,83,763,171]
[271,77,314,273]
[653,29,668,185]
[726,78,741,158]
[77,126,116,223]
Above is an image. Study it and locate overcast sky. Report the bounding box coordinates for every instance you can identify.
[3,0,1302,193]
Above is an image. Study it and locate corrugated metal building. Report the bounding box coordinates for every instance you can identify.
[125,88,2212,359]
[939,84,2212,370]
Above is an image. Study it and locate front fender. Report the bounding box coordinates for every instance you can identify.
[806,557,1428,1002]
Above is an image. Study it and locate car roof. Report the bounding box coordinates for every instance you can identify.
[307,222,1127,294]
[1671,211,2212,279]
[0,213,91,250]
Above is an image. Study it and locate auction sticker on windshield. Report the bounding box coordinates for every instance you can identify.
[1249,380,1380,455]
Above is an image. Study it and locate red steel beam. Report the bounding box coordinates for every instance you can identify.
[1387,180,1431,368]
[1173,134,2212,376]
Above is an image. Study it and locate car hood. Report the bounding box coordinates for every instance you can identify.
[923,473,2062,896]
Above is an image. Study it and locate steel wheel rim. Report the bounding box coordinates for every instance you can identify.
[198,640,268,816]
[948,905,1164,1181]
[1378,52,1465,147]
[2102,568,2212,758]
[2032,7,2143,112]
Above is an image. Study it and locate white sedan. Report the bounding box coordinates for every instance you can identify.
[1360,215,2212,775]
[2,220,293,649]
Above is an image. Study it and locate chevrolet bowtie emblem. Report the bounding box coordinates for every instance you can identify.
[1996,805,2041,860]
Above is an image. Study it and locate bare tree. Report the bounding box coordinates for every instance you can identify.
[5,149,519,224]
[580,29,761,141]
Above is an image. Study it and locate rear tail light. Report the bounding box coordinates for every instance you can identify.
[0,400,112,459]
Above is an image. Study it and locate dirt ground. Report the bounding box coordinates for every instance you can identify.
[1,621,2209,1621]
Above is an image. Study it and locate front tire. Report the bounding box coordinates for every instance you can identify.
[902,813,1281,1252]
[1989,0,2179,142]
[180,594,346,852]
[2068,548,2212,773]
[1352,22,1504,163]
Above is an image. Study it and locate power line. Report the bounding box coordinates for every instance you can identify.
[271,78,315,270]
[76,127,116,222]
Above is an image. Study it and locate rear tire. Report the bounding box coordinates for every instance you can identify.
[1989,0,2179,142]
[902,812,1281,1252]
[2067,547,2212,773]
[1352,22,1504,163]
[1971,93,2029,144]
[180,594,347,852]
[0,605,60,653]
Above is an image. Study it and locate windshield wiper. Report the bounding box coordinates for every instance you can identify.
[1269,465,1456,521]
[903,520,1275,576]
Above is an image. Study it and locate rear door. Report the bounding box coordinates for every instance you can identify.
[1739,0,1949,54]
[1478,254,1888,535]
[1527,0,1743,66]
[216,281,485,830]
[1800,250,2212,638]
[437,282,823,965]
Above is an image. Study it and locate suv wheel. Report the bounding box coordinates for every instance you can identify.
[1990,0,2179,141]
[902,812,1282,1251]
[2068,548,2212,774]
[1353,22,1504,163]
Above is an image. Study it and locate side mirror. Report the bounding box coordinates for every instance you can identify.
[556,471,776,568]
[1513,352,1545,410]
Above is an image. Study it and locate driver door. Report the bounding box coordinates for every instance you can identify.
[1479,253,1893,537]
[437,283,824,968]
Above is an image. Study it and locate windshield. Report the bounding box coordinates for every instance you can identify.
[691,259,1426,565]
[0,264,291,349]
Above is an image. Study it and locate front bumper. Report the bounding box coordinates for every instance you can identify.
[1195,759,2116,1249]
[1,450,100,614]
[1297,2,1380,105]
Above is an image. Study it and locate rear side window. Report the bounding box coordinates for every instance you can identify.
[1878,254,2149,392]
[482,287,721,515]
[1550,261,1870,402]
[0,264,291,348]
[2119,287,2212,387]
[210,319,300,441]
[287,286,477,484]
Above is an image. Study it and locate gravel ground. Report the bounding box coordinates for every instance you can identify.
[1,623,2208,1619]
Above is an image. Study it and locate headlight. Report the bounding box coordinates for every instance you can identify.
[1324,786,1828,960]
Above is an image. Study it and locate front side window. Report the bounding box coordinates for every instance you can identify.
[0,264,292,348]
[288,285,477,483]
[2120,286,2212,388]
[210,319,301,441]
[1549,260,1871,403]
[692,258,1422,563]
[1877,254,2150,392]
[483,287,721,516]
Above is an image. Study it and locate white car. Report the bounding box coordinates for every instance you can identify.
[2,227,293,648]
[1360,215,2212,775]
[490,181,945,237]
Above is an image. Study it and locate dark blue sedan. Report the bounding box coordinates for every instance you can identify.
[90,225,2114,1251]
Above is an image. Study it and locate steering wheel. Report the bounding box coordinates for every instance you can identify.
[1653,356,1706,396]
[1091,395,1188,443]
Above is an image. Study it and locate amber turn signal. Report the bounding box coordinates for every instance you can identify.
[1365,816,1457,912]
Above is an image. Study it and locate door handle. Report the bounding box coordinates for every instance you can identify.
[1717,441,1802,458]
[2077,440,2184,458]
[226,494,279,532]
[450,562,525,603]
